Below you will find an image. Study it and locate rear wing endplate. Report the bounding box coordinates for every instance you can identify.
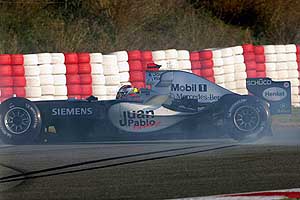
[246,78,291,115]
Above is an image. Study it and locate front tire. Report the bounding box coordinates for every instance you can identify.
[0,97,42,144]
[224,96,271,142]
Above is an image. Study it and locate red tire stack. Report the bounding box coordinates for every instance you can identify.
[65,53,81,99]
[128,50,145,88]
[243,44,257,78]
[255,45,266,78]
[12,54,26,99]
[0,54,13,102]
[141,51,154,71]
[142,50,156,88]
[199,50,215,82]
[78,53,92,99]
[190,51,201,76]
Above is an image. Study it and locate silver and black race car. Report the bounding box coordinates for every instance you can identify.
[0,70,292,144]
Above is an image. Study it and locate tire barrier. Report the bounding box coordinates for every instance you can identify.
[0,55,13,102]
[127,50,143,89]
[102,54,119,100]
[128,50,154,89]
[24,54,41,101]
[255,45,266,78]
[295,45,300,107]
[38,53,54,100]
[152,49,191,72]
[111,51,130,89]
[263,44,299,106]
[78,53,92,99]
[199,49,214,83]
[90,53,105,100]
[0,54,26,102]
[0,44,299,107]
[222,47,236,91]
[177,50,191,73]
[64,53,80,99]
[191,51,201,76]
[52,53,67,100]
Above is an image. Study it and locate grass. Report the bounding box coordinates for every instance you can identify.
[272,107,300,126]
[1,0,299,54]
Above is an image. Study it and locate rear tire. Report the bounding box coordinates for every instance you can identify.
[224,96,271,142]
[0,97,42,144]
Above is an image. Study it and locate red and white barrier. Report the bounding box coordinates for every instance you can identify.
[0,44,300,106]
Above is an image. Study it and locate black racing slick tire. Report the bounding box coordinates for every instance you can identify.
[0,97,42,144]
[224,96,271,142]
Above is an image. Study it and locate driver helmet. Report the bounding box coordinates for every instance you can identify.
[116,85,139,99]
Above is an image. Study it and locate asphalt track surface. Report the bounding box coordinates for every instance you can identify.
[0,126,300,200]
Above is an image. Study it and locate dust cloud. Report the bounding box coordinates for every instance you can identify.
[254,126,300,146]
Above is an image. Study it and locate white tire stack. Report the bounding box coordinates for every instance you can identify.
[211,49,224,85]
[296,45,300,107]
[273,45,288,81]
[273,44,300,106]
[51,53,67,100]
[111,51,130,86]
[233,46,247,94]
[90,53,106,100]
[177,50,191,72]
[103,55,120,99]
[285,45,299,106]
[24,54,41,100]
[164,49,178,70]
[219,47,237,92]
[38,53,55,100]
[152,50,167,70]
[264,45,278,80]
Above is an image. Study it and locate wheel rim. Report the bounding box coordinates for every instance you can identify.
[233,106,260,132]
[4,107,32,135]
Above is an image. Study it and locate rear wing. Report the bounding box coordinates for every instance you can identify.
[246,78,291,115]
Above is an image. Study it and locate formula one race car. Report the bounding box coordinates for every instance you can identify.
[0,70,292,144]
